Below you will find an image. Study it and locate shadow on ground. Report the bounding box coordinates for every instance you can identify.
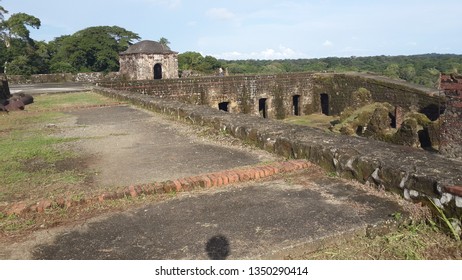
[31,174,403,260]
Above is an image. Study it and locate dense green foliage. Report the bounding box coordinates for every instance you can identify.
[48,26,140,73]
[178,51,222,74]
[0,2,42,75]
[0,2,141,74]
[222,54,462,88]
[0,1,461,89]
[177,53,462,88]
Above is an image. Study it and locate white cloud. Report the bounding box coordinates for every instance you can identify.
[206,8,236,21]
[256,46,297,59]
[221,51,243,58]
[323,40,333,47]
[142,0,181,9]
[216,46,304,60]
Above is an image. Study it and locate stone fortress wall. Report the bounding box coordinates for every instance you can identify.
[96,71,462,218]
[98,72,444,119]
[439,74,462,159]
[8,71,455,159]
[99,72,450,156]
[5,70,462,218]
[94,86,462,218]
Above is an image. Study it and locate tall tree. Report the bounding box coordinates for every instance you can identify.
[0,2,41,73]
[159,37,170,48]
[0,13,40,48]
[0,1,7,20]
[49,26,140,73]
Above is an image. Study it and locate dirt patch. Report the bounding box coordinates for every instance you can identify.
[20,156,88,172]
[20,158,51,173]
[54,105,280,189]
[54,156,92,173]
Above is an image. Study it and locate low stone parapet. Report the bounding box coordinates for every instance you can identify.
[94,87,462,219]
[7,72,119,84]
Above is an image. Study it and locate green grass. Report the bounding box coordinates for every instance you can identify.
[282,113,336,131]
[0,91,118,203]
[30,91,121,111]
[0,214,35,232]
[429,199,461,241]
[293,221,461,260]
[0,122,83,201]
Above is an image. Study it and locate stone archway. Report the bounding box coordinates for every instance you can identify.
[154,63,162,80]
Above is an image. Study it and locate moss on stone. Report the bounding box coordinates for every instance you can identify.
[404,112,432,127]
[351,87,372,107]
[392,118,420,147]
[364,106,392,137]
[333,102,394,138]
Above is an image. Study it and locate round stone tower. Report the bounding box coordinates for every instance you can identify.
[119,40,179,80]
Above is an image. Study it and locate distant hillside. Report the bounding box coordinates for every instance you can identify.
[221,53,462,88]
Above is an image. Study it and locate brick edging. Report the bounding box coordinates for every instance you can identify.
[2,160,312,217]
[30,103,125,113]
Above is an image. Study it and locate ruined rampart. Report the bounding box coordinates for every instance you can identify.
[7,72,119,84]
[310,74,445,119]
[95,87,462,218]
[98,72,445,121]
[440,74,462,159]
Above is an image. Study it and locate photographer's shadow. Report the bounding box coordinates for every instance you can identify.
[205,235,231,260]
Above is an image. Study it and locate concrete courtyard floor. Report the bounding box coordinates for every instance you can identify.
[0,101,407,260]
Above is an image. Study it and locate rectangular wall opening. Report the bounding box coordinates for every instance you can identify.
[320,93,329,116]
[218,102,230,112]
[259,98,268,118]
[292,95,301,116]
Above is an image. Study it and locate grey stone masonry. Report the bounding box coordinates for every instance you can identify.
[95,87,462,219]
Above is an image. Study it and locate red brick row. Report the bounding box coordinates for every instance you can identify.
[2,160,312,217]
[32,103,124,113]
[444,186,462,197]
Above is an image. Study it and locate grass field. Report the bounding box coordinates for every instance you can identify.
[0,92,121,203]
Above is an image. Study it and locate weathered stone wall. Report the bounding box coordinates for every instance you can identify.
[440,74,462,159]
[94,87,462,218]
[98,72,444,121]
[119,53,179,80]
[310,73,445,119]
[7,72,119,85]
[99,74,316,119]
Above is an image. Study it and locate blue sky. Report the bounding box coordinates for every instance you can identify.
[3,0,462,59]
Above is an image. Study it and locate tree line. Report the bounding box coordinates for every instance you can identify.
[222,54,462,88]
[1,1,461,88]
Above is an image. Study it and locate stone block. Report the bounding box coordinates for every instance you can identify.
[37,200,53,213]
[6,202,30,216]
[445,186,462,197]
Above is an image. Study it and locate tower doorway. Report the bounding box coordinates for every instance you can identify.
[154,63,162,79]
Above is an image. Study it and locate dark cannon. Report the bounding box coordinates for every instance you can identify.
[0,73,34,113]
[1,93,34,112]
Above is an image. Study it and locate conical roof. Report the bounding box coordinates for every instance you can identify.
[121,40,176,55]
